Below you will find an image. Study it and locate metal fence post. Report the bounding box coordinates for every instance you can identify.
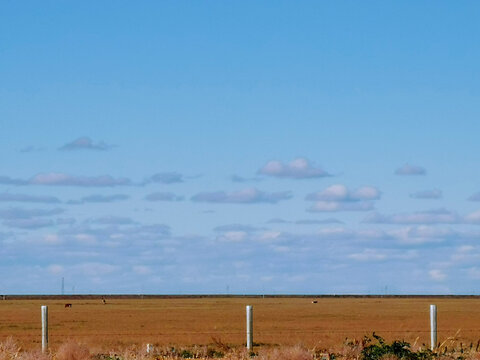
[246,305,253,350]
[430,304,437,351]
[41,305,48,353]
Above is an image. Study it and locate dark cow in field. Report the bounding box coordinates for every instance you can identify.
[64,303,72,308]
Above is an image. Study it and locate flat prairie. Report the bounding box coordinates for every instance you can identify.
[1,297,480,351]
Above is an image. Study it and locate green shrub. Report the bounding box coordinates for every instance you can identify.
[361,333,434,360]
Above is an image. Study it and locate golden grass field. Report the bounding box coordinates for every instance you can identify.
[1,297,480,352]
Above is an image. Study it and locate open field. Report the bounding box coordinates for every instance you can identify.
[1,297,480,352]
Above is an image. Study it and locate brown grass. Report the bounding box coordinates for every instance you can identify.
[56,340,90,360]
[1,297,480,352]
[2,336,480,360]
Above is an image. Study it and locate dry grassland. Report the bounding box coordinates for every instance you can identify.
[1,297,480,352]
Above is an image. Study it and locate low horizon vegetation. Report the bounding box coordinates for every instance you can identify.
[0,333,478,360]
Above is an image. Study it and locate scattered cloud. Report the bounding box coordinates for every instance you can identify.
[348,248,418,262]
[19,146,45,153]
[266,218,289,224]
[77,194,129,204]
[59,137,114,151]
[395,164,426,175]
[258,157,330,179]
[132,265,152,275]
[348,249,388,261]
[465,210,480,224]
[0,193,61,204]
[410,189,442,199]
[30,173,131,187]
[145,192,184,201]
[0,176,28,186]
[308,201,375,212]
[306,185,379,212]
[88,216,135,225]
[468,192,480,202]
[364,209,461,225]
[56,218,76,225]
[365,209,480,226]
[467,267,480,280]
[47,264,64,275]
[0,207,64,220]
[230,175,262,183]
[295,218,344,225]
[191,188,292,204]
[213,224,263,232]
[147,172,183,184]
[3,218,54,229]
[216,231,248,243]
[0,173,131,187]
[73,262,120,277]
[429,269,447,281]
[387,226,457,245]
[306,184,380,202]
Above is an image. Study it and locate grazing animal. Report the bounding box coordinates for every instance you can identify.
[64,303,72,308]
[102,298,106,305]
[312,300,318,304]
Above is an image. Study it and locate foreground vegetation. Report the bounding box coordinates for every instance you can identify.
[1,334,479,360]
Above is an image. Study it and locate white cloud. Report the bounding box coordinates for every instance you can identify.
[387,226,453,245]
[0,176,28,185]
[145,192,184,201]
[3,218,54,229]
[349,249,418,262]
[214,224,262,232]
[43,234,62,245]
[468,192,480,201]
[191,188,292,204]
[75,234,97,245]
[88,216,135,225]
[59,137,114,151]
[429,269,447,281]
[0,193,61,204]
[306,184,380,201]
[465,210,480,224]
[30,173,131,187]
[395,164,426,175]
[133,265,152,275]
[266,218,289,224]
[258,157,330,179]
[217,231,248,242]
[308,201,374,212]
[348,249,388,261]
[410,189,442,199]
[231,175,262,183]
[79,194,129,203]
[258,231,282,241]
[295,218,344,225]
[73,262,119,277]
[467,267,480,280]
[0,207,64,220]
[365,209,480,225]
[20,146,45,153]
[364,209,460,224]
[148,172,183,184]
[306,185,380,212]
[47,264,64,275]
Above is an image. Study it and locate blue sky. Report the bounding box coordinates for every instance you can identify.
[1,1,480,294]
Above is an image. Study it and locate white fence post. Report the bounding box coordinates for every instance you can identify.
[430,304,437,351]
[246,305,253,350]
[41,305,48,353]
